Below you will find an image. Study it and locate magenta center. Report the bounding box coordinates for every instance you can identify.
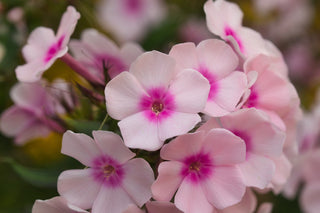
[140,87,175,122]
[91,155,124,188]
[125,0,143,15]
[244,88,259,108]
[224,26,244,54]
[232,130,252,155]
[198,66,219,100]
[181,153,213,183]
[44,35,65,63]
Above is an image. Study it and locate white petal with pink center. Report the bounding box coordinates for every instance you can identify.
[152,130,246,212]
[15,6,80,82]
[58,131,154,213]
[169,39,247,117]
[105,51,210,151]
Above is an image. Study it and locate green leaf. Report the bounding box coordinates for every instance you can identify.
[64,117,102,135]
[1,157,59,187]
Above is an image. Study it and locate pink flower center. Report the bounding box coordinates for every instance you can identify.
[244,88,258,108]
[198,66,219,100]
[91,155,124,188]
[224,26,244,54]
[181,153,213,183]
[44,35,65,63]
[140,87,175,122]
[125,0,142,15]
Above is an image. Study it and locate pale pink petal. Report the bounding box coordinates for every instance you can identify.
[257,203,273,213]
[0,106,34,137]
[92,186,135,213]
[105,72,148,120]
[61,130,101,167]
[80,29,118,55]
[203,101,231,117]
[238,154,275,189]
[152,161,184,201]
[122,158,154,207]
[32,197,88,213]
[120,43,144,65]
[160,131,206,161]
[129,51,175,90]
[203,166,246,209]
[168,69,210,113]
[118,112,161,151]
[10,82,47,109]
[270,154,292,193]
[22,27,56,62]
[210,71,247,113]
[58,169,101,210]
[197,39,239,79]
[175,179,214,213]
[168,42,198,75]
[15,61,47,83]
[197,117,222,132]
[204,0,243,36]
[123,205,145,213]
[146,201,183,213]
[92,131,135,164]
[56,6,80,46]
[202,129,246,165]
[219,189,257,213]
[15,120,51,145]
[158,111,201,141]
[300,182,320,213]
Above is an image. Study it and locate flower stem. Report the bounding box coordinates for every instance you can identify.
[98,114,109,130]
[60,53,105,86]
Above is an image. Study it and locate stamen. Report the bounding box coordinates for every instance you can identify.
[151,101,164,115]
[103,164,115,178]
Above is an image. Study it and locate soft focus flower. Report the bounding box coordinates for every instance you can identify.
[15,6,80,82]
[69,29,143,82]
[199,108,285,189]
[105,51,210,151]
[32,197,88,213]
[169,39,247,117]
[96,0,166,42]
[152,130,246,212]
[58,130,154,213]
[300,181,320,213]
[178,18,213,44]
[0,81,68,145]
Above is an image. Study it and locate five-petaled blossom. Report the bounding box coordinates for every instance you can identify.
[105,51,210,151]
[57,130,154,213]
[169,39,247,117]
[15,6,80,82]
[152,130,246,213]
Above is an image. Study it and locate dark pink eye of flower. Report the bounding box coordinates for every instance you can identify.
[224,26,244,53]
[181,153,213,183]
[125,0,143,15]
[232,130,252,155]
[91,155,124,187]
[198,66,219,100]
[44,35,65,63]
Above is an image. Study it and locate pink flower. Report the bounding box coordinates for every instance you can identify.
[169,39,247,117]
[199,108,285,189]
[69,29,143,81]
[32,197,88,213]
[0,81,67,145]
[300,181,320,213]
[105,51,210,151]
[96,0,166,42]
[146,201,183,213]
[57,130,154,213]
[15,6,80,82]
[204,0,275,59]
[152,130,246,212]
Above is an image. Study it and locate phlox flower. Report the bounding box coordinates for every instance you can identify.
[96,0,166,42]
[15,6,80,82]
[57,130,154,213]
[169,39,247,117]
[199,108,285,189]
[32,197,88,213]
[152,130,246,212]
[300,181,320,213]
[105,51,210,151]
[204,0,276,59]
[0,81,67,145]
[69,29,143,82]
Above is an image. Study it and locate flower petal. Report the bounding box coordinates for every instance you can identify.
[15,61,47,83]
[118,112,161,151]
[61,130,101,167]
[58,169,101,210]
[122,158,154,207]
[152,161,184,202]
[300,182,320,213]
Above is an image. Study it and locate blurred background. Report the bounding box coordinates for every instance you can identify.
[0,0,320,212]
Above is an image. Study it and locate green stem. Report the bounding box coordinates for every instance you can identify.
[98,114,109,130]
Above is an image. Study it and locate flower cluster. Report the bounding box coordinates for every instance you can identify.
[1,0,303,213]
